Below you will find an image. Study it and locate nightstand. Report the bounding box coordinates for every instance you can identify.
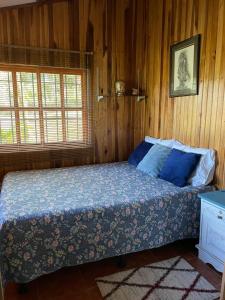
[197,191,225,272]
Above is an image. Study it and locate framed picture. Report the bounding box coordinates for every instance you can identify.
[169,34,200,97]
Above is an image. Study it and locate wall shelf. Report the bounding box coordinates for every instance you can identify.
[97,95,146,102]
[96,68,146,102]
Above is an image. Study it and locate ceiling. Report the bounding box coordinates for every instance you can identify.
[0,0,36,8]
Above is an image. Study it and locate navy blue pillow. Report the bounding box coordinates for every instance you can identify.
[128,141,153,167]
[159,149,201,187]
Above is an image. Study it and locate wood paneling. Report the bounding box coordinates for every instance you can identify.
[133,0,225,188]
[0,0,141,181]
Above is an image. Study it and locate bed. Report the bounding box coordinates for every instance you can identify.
[0,162,213,284]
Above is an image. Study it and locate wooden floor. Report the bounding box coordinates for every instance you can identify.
[5,240,222,300]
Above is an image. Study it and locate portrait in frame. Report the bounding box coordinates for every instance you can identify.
[170,35,201,97]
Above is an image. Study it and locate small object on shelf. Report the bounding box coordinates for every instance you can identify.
[96,68,146,102]
[197,190,225,273]
[132,88,138,95]
[115,80,125,96]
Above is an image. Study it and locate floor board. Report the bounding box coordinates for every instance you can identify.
[4,240,222,300]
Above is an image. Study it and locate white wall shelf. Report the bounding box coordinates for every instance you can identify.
[97,95,146,102]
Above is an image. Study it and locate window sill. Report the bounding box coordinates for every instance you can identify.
[0,142,92,153]
[0,144,93,168]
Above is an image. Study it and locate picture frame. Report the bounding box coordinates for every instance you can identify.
[169,34,201,97]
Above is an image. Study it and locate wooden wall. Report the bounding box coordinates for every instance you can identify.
[1,0,225,188]
[136,0,225,188]
[0,0,145,181]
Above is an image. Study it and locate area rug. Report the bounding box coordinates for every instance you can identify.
[96,256,220,300]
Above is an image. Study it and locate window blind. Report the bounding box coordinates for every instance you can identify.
[0,44,92,69]
[0,65,92,154]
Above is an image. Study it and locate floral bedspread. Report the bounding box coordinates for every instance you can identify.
[0,162,213,283]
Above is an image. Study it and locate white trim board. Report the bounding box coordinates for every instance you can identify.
[0,0,36,8]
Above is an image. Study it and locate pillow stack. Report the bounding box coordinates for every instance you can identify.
[128,137,216,188]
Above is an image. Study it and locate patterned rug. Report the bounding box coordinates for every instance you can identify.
[96,256,220,300]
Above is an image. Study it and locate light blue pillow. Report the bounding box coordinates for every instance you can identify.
[137,143,172,177]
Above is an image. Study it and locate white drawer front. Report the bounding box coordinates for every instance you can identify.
[200,201,225,261]
[201,201,225,223]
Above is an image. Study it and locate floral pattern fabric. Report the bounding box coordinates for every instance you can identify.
[0,162,213,284]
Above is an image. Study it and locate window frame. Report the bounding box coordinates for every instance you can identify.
[0,64,90,152]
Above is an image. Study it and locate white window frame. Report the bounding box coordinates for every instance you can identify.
[0,65,89,152]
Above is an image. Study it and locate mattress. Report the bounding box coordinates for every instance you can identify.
[0,162,214,283]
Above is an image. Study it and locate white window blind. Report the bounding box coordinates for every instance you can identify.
[0,65,91,153]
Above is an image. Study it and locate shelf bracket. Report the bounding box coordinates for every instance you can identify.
[97,95,105,102]
[137,95,146,102]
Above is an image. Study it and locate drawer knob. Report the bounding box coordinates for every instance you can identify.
[218,215,223,220]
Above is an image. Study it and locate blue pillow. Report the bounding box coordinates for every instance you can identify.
[159,149,201,187]
[128,141,153,167]
[137,143,172,177]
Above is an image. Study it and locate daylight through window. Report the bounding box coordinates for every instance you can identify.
[0,66,89,151]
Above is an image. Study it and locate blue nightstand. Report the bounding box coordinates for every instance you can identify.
[197,190,225,272]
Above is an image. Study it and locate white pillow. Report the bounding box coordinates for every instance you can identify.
[145,136,216,186]
[145,136,161,144]
[145,136,183,148]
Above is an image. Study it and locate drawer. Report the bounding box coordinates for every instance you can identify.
[201,201,225,223]
[200,201,225,261]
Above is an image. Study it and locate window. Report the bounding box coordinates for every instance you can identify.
[0,65,89,151]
